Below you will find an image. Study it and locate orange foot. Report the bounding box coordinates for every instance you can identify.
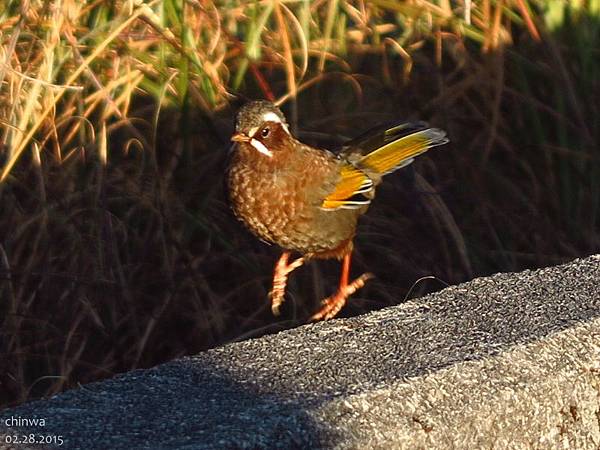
[311,271,374,321]
[269,251,305,316]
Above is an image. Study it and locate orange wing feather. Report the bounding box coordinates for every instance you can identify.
[321,164,373,210]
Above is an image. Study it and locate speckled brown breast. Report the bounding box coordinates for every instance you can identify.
[227,140,366,258]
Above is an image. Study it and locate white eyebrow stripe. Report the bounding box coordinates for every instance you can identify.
[261,111,290,135]
[261,112,283,123]
[250,138,273,157]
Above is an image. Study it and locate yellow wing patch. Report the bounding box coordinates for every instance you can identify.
[359,130,443,175]
[321,164,373,210]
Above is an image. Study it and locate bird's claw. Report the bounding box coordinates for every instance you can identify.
[269,253,305,316]
[269,288,284,316]
[311,272,373,321]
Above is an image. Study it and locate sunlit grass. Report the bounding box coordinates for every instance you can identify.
[0,0,545,181]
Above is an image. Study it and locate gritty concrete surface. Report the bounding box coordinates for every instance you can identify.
[1,255,599,449]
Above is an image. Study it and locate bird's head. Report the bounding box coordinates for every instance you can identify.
[231,101,292,159]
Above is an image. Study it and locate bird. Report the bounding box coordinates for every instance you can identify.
[227,100,448,321]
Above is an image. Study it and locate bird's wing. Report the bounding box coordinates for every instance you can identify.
[320,122,448,210]
[320,164,374,210]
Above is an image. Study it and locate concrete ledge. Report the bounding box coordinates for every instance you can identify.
[1,256,600,449]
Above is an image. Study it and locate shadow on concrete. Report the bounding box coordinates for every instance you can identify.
[0,357,331,449]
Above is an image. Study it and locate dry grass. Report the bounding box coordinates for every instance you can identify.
[1,0,598,408]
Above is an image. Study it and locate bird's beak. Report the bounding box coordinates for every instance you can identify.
[231,133,250,143]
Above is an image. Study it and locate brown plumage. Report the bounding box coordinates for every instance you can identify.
[227,100,448,320]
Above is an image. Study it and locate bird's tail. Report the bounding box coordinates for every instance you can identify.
[357,123,449,176]
[320,122,449,211]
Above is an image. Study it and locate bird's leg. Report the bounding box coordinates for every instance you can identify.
[270,251,305,316]
[311,252,373,321]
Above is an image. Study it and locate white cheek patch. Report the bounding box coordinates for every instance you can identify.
[250,138,273,158]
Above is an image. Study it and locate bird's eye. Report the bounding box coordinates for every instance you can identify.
[261,127,270,138]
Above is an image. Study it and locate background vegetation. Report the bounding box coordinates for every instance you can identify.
[1,0,598,408]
